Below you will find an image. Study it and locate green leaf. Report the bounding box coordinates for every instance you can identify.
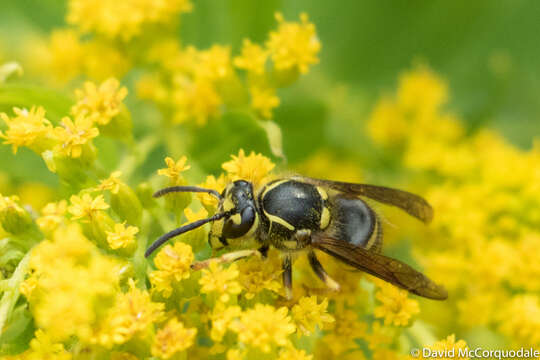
[187,111,271,173]
[257,119,286,160]
[0,83,72,124]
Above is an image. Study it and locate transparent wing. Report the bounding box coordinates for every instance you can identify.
[297,176,433,223]
[312,234,447,300]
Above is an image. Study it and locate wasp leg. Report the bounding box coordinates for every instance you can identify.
[282,255,293,300]
[191,249,261,271]
[307,250,341,292]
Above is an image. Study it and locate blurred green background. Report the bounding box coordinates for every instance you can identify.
[0,0,539,182]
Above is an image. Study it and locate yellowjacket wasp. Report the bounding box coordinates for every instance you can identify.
[146,176,447,300]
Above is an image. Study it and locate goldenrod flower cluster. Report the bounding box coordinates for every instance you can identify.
[0,1,538,359]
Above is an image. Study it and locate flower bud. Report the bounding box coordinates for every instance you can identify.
[0,195,33,235]
[110,182,143,225]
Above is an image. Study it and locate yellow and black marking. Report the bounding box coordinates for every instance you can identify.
[258,179,327,250]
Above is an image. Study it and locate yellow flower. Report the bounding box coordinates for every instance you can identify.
[291,296,334,335]
[266,13,321,74]
[197,45,233,80]
[23,329,72,360]
[397,65,448,117]
[222,149,275,187]
[199,261,242,303]
[158,156,191,182]
[151,317,197,359]
[37,200,68,234]
[234,39,268,75]
[68,193,109,221]
[250,85,280,119]
[94,279,165,347]
[172,79,222,125]
[373,280,420,327]
[415,334,469,360]
[53,114,99,158]
[498,295,540,346]
[67,0,193,41]
[323,309,367,355]
[0,106,54,154]
[231,303,295,353]
[197,174,228,208]
[278,346,313,360]
[150,242,194,297]
[98,171,123,194]
[27,224,121,342]
[237,256,282,299]
[72,78,128,126]
[106,222,138,250]
[41,29,84,83]
[209,302,242,342]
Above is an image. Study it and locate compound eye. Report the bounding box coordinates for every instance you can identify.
[222,206,255,239]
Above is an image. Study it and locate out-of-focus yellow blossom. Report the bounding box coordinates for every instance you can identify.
[209,302,242,342]
[158,156,190,182]
[98,171,123,194]
[267,13,321,74]
[397,65,448,116]
[68,193,109,221]
[250,85,280,119]
[24,224,121,342]
[110,352,139,360]
[414,334,469,360]
[237,255,282,299]
[67,0,193,41]
[150,242,194,298]
[291,296,334,335]
[0,106,54,154]
[234,39,268,75]
[151,317,197,359]
[106,222,138,250]
[36,200,68,234]
[93,279,164,347]
[197,174,228,208]
[278,346,314,360]
[53,114,99,158]
[41,29,84,83]
[197,45,233,80]
[231,304,295,353]
[322,308,367,355]
[498,295,540,346]
[172,79,222,125]
[222,149,275,188]
[199,261,242,304]
[13,329,72,360]
[373,280,420,327]
[72,78,128,125]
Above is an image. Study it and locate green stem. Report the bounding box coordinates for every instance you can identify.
[0,249,32,334]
